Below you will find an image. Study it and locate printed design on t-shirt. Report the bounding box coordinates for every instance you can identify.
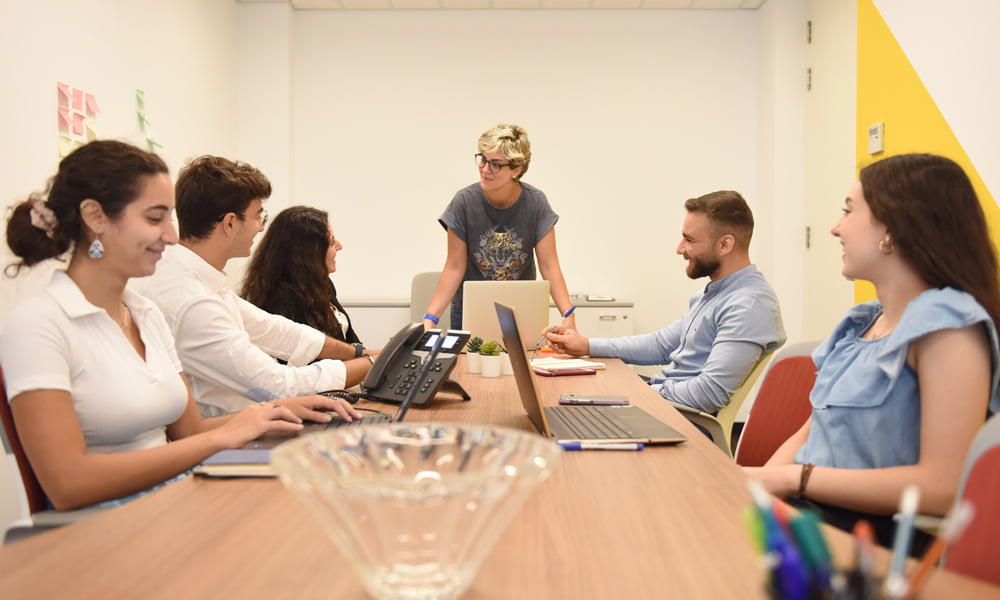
[474,226,527,280]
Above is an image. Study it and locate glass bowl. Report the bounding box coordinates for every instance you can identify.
[271,423,562,600]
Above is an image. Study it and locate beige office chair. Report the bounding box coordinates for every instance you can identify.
[410,271,450,330]
[669,353,774,458]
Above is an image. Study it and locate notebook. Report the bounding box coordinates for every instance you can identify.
[463,280,550,351]
[494,302,686,445]
[196,408,395,477]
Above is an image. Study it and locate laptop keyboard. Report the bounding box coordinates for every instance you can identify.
[549,405,632,439]
[326,412,393,428]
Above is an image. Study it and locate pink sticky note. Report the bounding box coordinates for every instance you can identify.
[72,112,85,135]
[57,82,71,101]
[85,93,100,114]
[57,107,72,126]
[72,89,83,111]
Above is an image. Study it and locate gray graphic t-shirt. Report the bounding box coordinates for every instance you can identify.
[438,181,558,326]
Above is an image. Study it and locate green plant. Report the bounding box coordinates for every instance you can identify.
[478,340,501,356]
[466,336,483,354]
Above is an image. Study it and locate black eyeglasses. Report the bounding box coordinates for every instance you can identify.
[475,153,512,174]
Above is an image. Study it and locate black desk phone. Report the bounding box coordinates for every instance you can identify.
[362,324,472,406]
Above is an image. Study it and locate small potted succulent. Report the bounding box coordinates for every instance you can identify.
[479,340,503,378]
[466,336,483,374]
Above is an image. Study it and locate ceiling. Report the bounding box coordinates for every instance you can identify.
[238,0,766,11]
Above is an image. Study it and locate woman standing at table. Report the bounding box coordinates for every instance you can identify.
[421,123,576,331]
[241,205,365,349]
[1,141,358,511]
[746,153,1000,552]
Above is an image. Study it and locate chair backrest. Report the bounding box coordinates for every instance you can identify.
[410,272,450,330]
[734,341,819,467]
[0,365,49,514]
[716,353,773,451]
[942,413,1000,585]
[669,352,774,457]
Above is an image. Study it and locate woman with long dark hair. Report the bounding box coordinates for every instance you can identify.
[241,206,362,348]
[746,153,1000,554]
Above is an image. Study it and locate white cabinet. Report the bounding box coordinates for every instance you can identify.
[550,301,634,338]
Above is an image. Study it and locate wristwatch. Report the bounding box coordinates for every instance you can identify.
[352,342,364,358]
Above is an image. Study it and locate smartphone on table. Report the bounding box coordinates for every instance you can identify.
[533,368,596,377]
[558,394,630,405]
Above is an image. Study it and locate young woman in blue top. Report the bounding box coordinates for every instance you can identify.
[745,153,1000,551]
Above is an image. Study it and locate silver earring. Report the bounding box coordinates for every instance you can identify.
[88,239,105,259]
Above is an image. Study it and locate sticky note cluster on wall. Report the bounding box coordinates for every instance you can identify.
[57,82,100,157]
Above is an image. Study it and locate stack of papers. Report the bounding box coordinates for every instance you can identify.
[530,358,607,372]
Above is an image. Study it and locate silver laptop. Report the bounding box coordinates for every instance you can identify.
[495,302,686,445]
[463,280,550,351]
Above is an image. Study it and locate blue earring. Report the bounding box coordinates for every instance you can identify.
[88,239,105,259]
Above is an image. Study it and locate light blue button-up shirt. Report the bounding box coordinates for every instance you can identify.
[588,265,786,412]
[796,288,1000,469]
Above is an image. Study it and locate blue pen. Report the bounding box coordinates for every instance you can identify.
[536,307,577,349]
[884,485,920,598]
[558,442,643,451]
[770,524,810,600]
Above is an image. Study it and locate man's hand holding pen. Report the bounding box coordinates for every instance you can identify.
[543,325,590,357]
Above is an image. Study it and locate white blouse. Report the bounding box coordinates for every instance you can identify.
[1,270,187,454]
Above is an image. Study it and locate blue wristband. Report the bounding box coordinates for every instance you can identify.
[423,313,440,325]
[562,306,577,319]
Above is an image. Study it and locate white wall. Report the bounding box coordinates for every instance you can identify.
[275,9,763,340]
[875,0,1000,202]
[757,0,807,341]
[0,0,242,316]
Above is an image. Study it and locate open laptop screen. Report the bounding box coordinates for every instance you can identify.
[463,280,550,351]
[494,301,553,437]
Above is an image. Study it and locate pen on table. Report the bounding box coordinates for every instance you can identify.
[557,442,643,451]
[899,500,975,600]
[884,485,920,599]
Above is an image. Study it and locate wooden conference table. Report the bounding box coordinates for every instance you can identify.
[1,357,998,599]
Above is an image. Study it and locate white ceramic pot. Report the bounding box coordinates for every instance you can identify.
[480,354,502,378]
[501,353,513,375]
[466,352,482,374]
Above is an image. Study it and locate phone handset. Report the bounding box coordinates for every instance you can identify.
[361,323,471,407]
[361,323,424,393]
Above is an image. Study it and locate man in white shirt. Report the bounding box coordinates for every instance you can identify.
[139,156,373,416]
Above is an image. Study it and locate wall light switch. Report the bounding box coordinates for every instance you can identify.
[868,122,884,155]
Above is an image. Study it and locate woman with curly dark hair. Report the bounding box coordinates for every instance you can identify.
[241,206,363,351]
